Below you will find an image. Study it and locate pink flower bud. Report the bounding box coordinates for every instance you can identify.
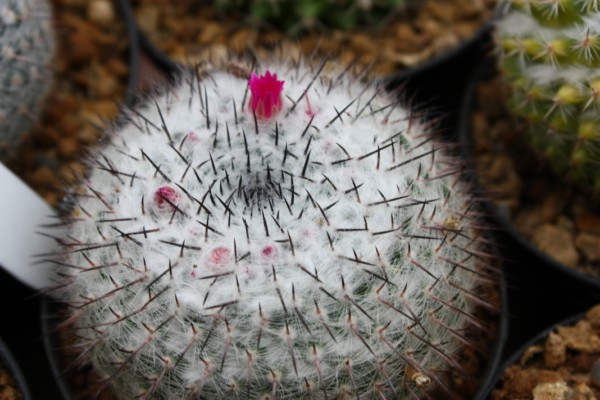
[209,247,230,266]
[154,186,179,209]
[249,71,284,120]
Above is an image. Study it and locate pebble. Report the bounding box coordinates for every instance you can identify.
[575,233,600,262]
[587,304,600,329]
[58,137,79,159]
[532,381,571,400]
[106,58,130,78]
[557,320,600,353]
[543,332,566,368]
[197,21,224,45]
[350,33,376,53]
[66,28,98,65]
[229,29,254,53]
[592,361,600,388]
[87,0,114,26]
[487,154,514,182]
[540,193,567,224]
[556,216,576,234]
[572,383,596,400]
[576,213,600,234]
[532,224,580,267]
[88,64,120,99]
[424,1,457,23]
[134,6,159,33]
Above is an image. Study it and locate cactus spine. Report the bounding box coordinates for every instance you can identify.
[50,57,495,399]
[0,0,55,158]
[213,0,419,33]
[497,0,600,194]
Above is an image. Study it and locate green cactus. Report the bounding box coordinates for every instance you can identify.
[497,0,600,194]
[213,0,420,34]
[0,0,55,158]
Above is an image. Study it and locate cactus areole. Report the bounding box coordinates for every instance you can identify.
[51,59,495,399]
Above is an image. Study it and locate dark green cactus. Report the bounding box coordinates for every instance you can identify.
[497,0,600,194]
[214,0,420,34]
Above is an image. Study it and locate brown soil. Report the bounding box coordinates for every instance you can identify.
[0,360,23,400]
[468,72,600,280]
[492,304,600,399]
[4,0,131,208]
[131,0,497,78]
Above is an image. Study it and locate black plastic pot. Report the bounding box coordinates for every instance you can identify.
[0,334,32,400]
[118,0,142,106]
[383,20,496,126]
[458,64,600,295]
[457,64,600,378]
[40,299,77,400]
[472,265,510,400]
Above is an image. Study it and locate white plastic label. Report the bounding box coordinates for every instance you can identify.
[0,162,57,290]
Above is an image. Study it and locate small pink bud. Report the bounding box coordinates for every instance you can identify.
[187,131,199,142]
[154,186,179,209]
[209,247,230,266]
[249,71,284,120]
[261,245,277,258]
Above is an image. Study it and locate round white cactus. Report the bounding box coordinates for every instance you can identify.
[0,0,55,157]
[50,57,495,399]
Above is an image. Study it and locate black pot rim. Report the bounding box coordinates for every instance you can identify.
[40,298,75,400]
[383,19,495,91]
[472,261,510,400]
[457,66,600,294]
[0,334,33,400]
[117,0,141,105]
[481,309,588,398]
[138,31,180,78]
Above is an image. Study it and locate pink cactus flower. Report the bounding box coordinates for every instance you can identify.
[249,71,284,120]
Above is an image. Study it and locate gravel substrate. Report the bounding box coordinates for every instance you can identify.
[132,0,496,77]
[492,305,600,400]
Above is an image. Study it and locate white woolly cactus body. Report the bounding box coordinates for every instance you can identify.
[0,0,55,157]
[497,0,600,194]
[51,57,495,399]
